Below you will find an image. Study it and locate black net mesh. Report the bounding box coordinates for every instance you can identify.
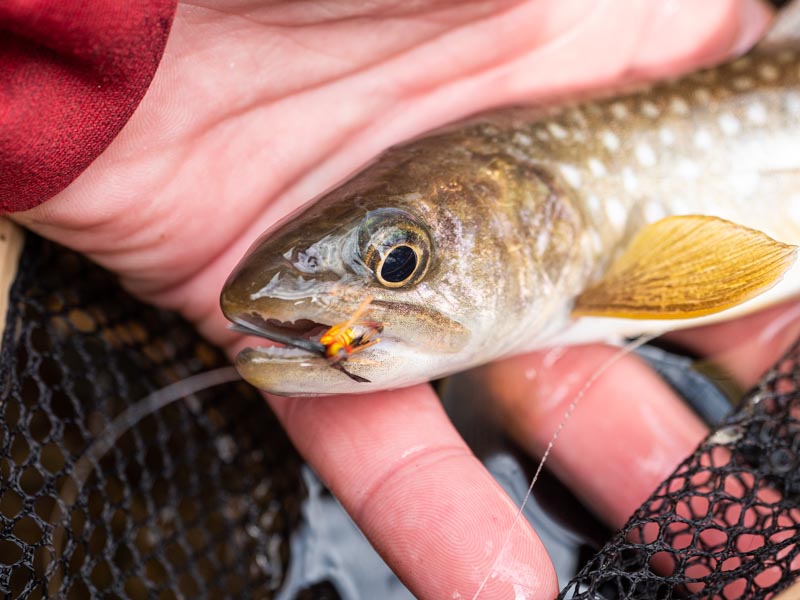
[0,234,305,599]
[560,341,800,599]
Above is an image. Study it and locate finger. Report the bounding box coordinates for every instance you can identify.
[474,344,707,528]
[665,300,800,388]
[265,383,559,599]
[626,0,773,74]
[470,0,772,105]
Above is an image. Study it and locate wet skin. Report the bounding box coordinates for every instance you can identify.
[13,1,787,598]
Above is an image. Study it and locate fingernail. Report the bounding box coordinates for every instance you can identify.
[731,0,774,56]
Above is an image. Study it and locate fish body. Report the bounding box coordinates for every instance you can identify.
[221,40,800,396]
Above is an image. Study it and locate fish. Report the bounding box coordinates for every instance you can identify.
[221,10,800,397]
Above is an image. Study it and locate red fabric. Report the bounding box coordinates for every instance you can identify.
[0,0,177,212]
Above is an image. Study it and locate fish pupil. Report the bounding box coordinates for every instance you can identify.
[381,245,417,283]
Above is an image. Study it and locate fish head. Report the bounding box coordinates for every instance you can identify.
[221,147,487,396]
[222,128,586,396]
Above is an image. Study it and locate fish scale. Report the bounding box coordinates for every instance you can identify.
[502,48,800,266]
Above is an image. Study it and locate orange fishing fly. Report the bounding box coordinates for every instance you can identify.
[320,295,383,365]
[310,295,384,383]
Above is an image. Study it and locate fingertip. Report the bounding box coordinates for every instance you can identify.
[359,450,558,599]
[631,0,773,76]
[265,385,559,599]
[665,301,800,389]
[732,0,775,55]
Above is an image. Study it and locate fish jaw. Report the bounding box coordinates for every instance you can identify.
[222,276,472,395]
[222,283,474,395]
[221,256,474,395]
[233,340,455,396]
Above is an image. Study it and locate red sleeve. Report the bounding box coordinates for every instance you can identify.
[0,0,177,213]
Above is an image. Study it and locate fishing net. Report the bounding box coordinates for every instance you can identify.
[0,233,306,599]
[560,342,800,598]
[3,231,800,600]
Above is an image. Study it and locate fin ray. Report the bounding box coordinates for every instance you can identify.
[572,215,797,319]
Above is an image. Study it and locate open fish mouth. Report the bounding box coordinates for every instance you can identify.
[222,301,469,394]
[228,309,393,389]
[229,313,332,357]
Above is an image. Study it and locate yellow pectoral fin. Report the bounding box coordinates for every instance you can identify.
[572,215,798,320]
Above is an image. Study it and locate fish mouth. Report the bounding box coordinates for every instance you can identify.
[229,313,332,357]
[227,299,470,357]
[222,303,470,394]
[228,310,387,386]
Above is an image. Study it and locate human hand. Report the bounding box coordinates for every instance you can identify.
[14,1,777,596]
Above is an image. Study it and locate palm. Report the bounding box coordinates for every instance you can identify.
[15,1,778,597]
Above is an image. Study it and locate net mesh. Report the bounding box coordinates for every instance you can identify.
[0,234,305,599]
[560,340,800,599]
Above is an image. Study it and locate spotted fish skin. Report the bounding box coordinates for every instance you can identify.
[221,43,800,396]
[505,47,800,265]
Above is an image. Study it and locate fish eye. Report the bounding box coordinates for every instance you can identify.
[378,244,419,285]
[358,208,432,288]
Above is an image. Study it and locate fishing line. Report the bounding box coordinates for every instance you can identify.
[471,334,657,600]
[58,366,241,507]
[50,366,242,589]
